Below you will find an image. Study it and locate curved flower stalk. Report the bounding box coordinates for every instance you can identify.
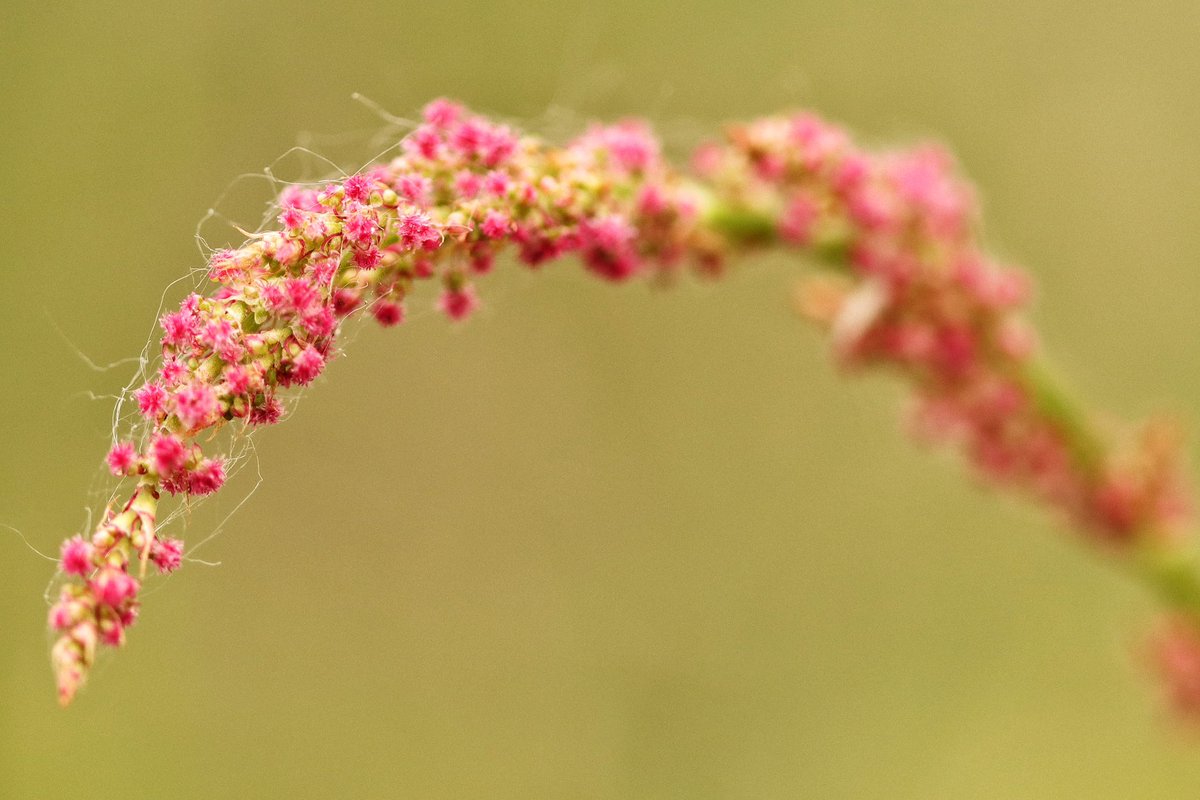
[48,99,1200,715]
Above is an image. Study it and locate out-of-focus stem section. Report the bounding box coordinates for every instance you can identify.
[703,194,1200,626]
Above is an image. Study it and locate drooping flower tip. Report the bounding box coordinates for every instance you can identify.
[52,636,87,708]
[1151,616,1200,720]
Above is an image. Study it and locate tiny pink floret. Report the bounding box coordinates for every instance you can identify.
[106,442,138,476]
[60,536,94,576]
[438,286,480,322]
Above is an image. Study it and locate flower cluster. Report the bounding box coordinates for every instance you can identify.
[49,99,1199,717]
[48,99,713,705]
[696,113,1191,543]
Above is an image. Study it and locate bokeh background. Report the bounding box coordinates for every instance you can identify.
[5,1,1200,797]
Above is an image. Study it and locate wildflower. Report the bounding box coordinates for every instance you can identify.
[91,568,139,608]
[60,536,94,576]
[48,98,1198,719]
[174,383,219,430]
[343,174,372,203]
[187,459,226,496]
[150,434,188,476]
[342,207,378,247]
[423,97,462,128]
[372,299,405,327]
[438,285,480,322]
[397,174,432,206]
[289,345,325,386]
[481,210,510,239]
[106,442,138,476]
[398,212,441,250]
[150,537,184,574]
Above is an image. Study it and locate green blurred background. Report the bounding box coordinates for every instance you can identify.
[5,1,1200,797]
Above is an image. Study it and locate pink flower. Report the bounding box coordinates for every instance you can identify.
[160,309,197,349]
[187,459,226,496]
[224,364,260,396]
[279,185,323,212]
[98,614,126,647]
[353,246,382,269]
[579,215,640,281]
[302,306,337,338]
[151,538,184,574]
[159,358,187,386]
[454,170,482,199]
[48,601,76,630]
[397,174,432,206]
[289,345,325,386]
[438,285,480,322]
[469,245,495,274]
[423,97,462,128]
[198,318,242,361]
[479,125,517,167]
[248,396,284,426]
[483,170,510,196]
[307,258,338,287]
[91,568,139,608]
[481,210,510,239]
[342,207,379,247]
[450,119,485,157]
[372,299,405,327]
[398,213,441,250]
[779,193,820,245]
[106,442,138,476]
[404,125,442,160]
[332,289,362,317]
[60,536,94,576]
[343,174,372,203]
[151,434,188,475]
[134,382,169,419]
[1152,617,1200,718]
[581,121,660,173]
[278,207,304,231]
[413,257,436,278]
[174,382,219,430]
[207,249,242,282]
